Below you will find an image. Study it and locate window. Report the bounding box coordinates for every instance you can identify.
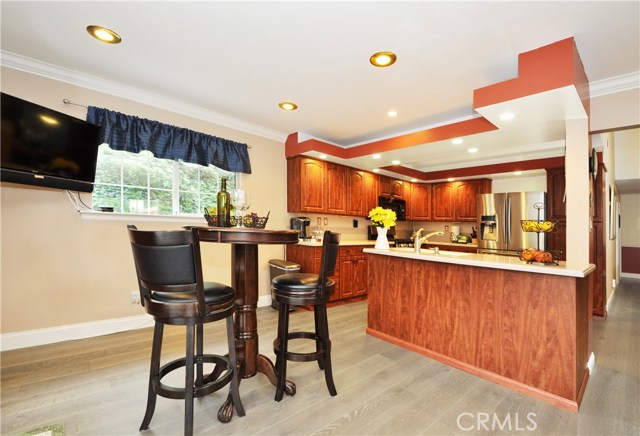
[92,144,237,215]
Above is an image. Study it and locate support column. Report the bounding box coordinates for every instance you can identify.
[565,118,591,263]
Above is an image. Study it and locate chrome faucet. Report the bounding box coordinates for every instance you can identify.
[412,229,444,253]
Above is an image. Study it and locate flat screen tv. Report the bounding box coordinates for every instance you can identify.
[1,92,101,192]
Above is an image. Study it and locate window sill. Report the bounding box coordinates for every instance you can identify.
[79,210,207,224]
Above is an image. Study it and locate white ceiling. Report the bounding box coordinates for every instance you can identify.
[1,1,639,180]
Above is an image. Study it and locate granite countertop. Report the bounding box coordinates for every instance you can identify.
[363,247,595,278]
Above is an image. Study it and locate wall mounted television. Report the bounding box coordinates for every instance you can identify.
[1,92,101,193]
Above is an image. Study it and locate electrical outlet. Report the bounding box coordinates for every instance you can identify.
[130,291,141,304]
[353,219,358,228]
[444,225,449,232]
[323,218,328,225]
[317,217,322,225]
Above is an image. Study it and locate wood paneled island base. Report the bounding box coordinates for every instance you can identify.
[366,252,593,412]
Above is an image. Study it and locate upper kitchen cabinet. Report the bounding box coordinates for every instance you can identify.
[432,179,491,222]
[288,156,378,217]
[347,169,378,216]
[379,176,404,198]
[287,156,326,213]
[410,183,431,221]
[326,162,347,215]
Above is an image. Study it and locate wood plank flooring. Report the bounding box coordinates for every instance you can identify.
[2,279,639,435]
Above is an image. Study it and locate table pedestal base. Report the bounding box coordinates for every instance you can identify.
[217,353,296,423]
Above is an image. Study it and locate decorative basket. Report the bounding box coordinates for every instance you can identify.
[242,212,270,229]
[518,248,560,265]
[520,220,558,233]
[204,209,218,226]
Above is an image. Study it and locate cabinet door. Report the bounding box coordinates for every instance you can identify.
[454,181,480,221]
[547,167,566,222]
[351,255,367,296]
[432,183,455,221]
[379,176,392,196]
[391,179,404,198]
[289,157,326,213]
[326,162,347,215]
[403,182,412,219]
[347,169,365,216]
[411,183,431,220]
[339,257,354,299]
[363,171,378,215]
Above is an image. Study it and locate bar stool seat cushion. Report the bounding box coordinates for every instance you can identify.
[152,282,234,304]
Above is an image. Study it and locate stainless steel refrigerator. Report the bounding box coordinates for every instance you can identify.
[477,191,546,256]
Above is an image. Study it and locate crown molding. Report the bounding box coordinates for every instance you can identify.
[0,51,288,143]
[589,71,640,98]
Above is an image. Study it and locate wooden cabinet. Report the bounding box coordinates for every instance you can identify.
[286,244,368,303]
[326,162,347,215]
[288,156,378,217]
[546,167,566,260]
[379,176,404,198]
[347,169,378,216]
[432,183,455,221]
[432,179,491,222]
[410,183,431,221]
[287,157,326,213]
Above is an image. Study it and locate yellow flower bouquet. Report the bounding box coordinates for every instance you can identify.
[368,206,397,229]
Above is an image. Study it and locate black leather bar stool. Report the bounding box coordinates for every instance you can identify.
[127,225,244,435]
[271,230,341,401]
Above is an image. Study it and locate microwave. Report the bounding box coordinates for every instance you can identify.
[378,196,406,221]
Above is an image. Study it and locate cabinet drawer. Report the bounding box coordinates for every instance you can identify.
[340,246,365,257]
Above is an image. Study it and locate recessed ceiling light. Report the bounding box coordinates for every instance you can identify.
[278,102,298,111]
[86,25,121,44]
[373,168,380,173]
[391,160,401,165]
[468,147,479,153]
[448,177,456,182]
[411,178,418,182]
[369,51,397,67]
[387,110,398,118]
[452,138,464,145]
[319,154,327,159]
[500,112,515,121]
[514,171,522,175]
[372,154,382,159]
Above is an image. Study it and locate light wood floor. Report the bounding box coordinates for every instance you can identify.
[2,279,639,436]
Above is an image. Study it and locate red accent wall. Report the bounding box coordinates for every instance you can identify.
[621,247,640,274]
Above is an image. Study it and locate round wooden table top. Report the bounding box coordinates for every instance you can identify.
[189,226,300,245]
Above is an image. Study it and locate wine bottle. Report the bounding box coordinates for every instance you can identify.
[217,178,231,227]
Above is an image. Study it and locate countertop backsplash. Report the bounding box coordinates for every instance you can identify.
[287,214,477,243]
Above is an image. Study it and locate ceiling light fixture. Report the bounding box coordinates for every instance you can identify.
[514,171,522,175]
[387,110,398,118]
[319,154,327,159]
[373,168,380,173]
[391,160,401,165]
[448,177,456,182]
[452,138,464,145]
[278,102,298,111]
[86,25,121,44]
[372,154,382,159]
[369,51,397,67]
[500,112,515,121]
[411,178,418,182]
[468,147,479,153]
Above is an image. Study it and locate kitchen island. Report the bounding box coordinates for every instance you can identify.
[364,247,595,412]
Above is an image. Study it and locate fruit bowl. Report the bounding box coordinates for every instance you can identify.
[518,248,559,265]
[520,220,558,233]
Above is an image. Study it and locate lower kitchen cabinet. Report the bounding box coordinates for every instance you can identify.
[285,244,369,303]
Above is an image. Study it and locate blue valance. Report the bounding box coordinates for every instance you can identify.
[86,106,252,174]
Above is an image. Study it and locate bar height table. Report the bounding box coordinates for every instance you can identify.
[190,226,300,422]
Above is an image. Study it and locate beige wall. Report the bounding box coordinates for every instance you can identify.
[591,88,640,131]
[1,67,288,334]
[620,194,640,247]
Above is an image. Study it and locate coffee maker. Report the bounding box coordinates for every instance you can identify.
[290,217,311,239]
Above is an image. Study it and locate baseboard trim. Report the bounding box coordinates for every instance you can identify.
[621,272,640,280]
[1,297,275,352]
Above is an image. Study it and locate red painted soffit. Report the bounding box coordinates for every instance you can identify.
[285,37,590,180]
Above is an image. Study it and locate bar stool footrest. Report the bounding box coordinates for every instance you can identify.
[153,354,233,400]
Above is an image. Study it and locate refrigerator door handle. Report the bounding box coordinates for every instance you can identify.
[506,198,511,246]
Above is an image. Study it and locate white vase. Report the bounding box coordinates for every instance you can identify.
[375,227,390,250]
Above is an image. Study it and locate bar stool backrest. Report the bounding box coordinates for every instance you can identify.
[318,230,341,299]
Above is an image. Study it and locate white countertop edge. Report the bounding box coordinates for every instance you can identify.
[363,248,596,278]
[296,239,377,247]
